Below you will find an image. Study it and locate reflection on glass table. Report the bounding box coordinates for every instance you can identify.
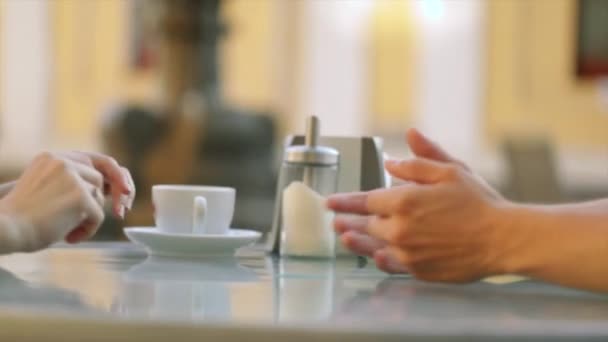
[0,243,607,340]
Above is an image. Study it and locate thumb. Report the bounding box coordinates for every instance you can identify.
[385,158,454,184]
[406,128,469,171]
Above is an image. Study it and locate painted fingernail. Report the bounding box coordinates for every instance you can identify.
[120,194,131,209]
[119,205,125,219]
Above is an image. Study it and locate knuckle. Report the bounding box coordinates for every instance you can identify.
[392,248,412,268]
[396,193,415,212]
[401,160,416,174]
[72,151,93,166]
[74,189,87,206]
[50,158,70,172]
[66,171,81,186]
[35,151,56,165]
[104,156,119,166]
[406,209,423,227]
[92,170,104,186]
[444,164,462,179]
[400,253,428,275]
[390,222,411,244]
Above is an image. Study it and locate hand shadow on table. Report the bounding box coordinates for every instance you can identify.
[336,277,608,323]
[0,267,93,313]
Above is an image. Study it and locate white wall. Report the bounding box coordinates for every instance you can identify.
[0,0,486,170]
[293,0,485,166]
[0,0,51,169]
[295,0,373,136]
[412,0,485,165]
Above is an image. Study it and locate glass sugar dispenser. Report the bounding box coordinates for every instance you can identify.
[277,116,340,258]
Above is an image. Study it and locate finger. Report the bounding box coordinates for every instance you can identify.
[59,151,94,167]
[120,167,135,210]
[71,180,106,241]
[374,247,409,274]
[406,129,454,163]
[63,152,130,217]
[340,231,386,257]
[113,198,125,219]
[367,215,428,248]
[334,215,370,234]
[83,182,105,215]
[366,184,427,216]
[70,162,104,189]
[69,170,105,208]
[384,158,456,184]
[87,153,131,195]
[329,185,425,216]
[406,128,470,171]
[102,164,130,218]
[366,215,396,243]
[88,155,129,218]
[327,192,370,215]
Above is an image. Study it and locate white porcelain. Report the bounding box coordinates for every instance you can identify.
[152,185,235,235]
[124,256,258,282]
[124,227,261,258]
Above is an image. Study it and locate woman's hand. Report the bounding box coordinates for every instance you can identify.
[0,151,135,217]
[328,129,509,282]
[0,151,135,253]
[57,151,135,218]
[52,152,135,244]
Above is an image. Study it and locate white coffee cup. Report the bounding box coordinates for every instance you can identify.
[152,185,236,235]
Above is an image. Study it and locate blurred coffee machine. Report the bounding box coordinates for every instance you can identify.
[100,0,277,239]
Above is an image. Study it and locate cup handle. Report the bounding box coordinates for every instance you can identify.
[192,196,207,234]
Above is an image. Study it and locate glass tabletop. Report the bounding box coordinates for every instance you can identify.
[0,242,607,339]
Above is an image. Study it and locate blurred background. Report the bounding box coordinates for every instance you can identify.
[0,0,607,240]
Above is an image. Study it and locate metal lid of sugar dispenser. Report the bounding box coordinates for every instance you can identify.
[285,116,339,166]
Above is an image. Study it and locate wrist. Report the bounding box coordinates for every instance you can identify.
[485,201,538,275]
[0,206,23,254]
[493,203,547,275]
[0,198,38,253]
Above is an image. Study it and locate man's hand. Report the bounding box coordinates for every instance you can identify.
[328,129,509,282]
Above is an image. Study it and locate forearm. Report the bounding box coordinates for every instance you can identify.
[497,199,608,293]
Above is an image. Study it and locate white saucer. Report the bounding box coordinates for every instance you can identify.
[124,227,261,258]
